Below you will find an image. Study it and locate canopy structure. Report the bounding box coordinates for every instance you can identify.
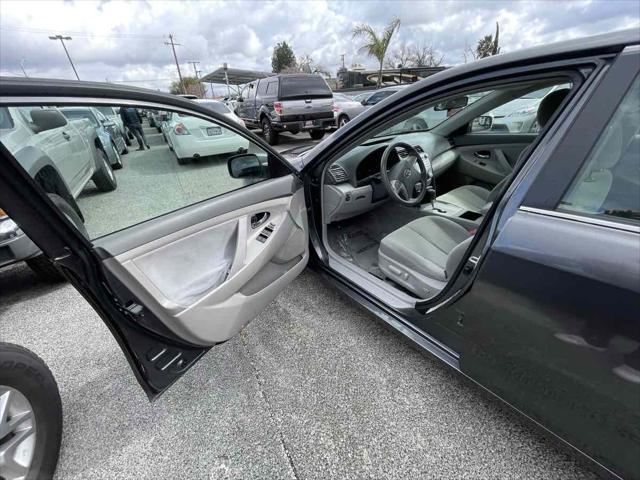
[200,67,271,96]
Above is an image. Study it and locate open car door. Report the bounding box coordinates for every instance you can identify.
[0,80,309,399]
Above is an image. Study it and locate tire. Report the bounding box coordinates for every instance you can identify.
[309,129,325,140]
[0,343,62,480]
[338,115,349,128]
[25,194,88,282]
[92,149,117,192]
[261,117,279,145]
[110,141,124,170]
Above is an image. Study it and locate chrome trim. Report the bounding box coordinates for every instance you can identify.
[519,206,640,233]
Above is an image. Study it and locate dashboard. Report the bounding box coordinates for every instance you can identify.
[323,131,458,224]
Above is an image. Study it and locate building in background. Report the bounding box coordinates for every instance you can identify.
[337,65,447,91]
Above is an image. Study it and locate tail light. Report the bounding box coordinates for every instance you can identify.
[174,123,190,135]
[273,102,283,115]
[332,103,339,112]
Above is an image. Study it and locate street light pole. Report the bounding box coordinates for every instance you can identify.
[49,35,80,80]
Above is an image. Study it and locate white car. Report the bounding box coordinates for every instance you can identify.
[0,105,116,279]
[164,100,248,165]
[94,106,131,147]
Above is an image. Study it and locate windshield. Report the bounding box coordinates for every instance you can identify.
[374,90,492,137]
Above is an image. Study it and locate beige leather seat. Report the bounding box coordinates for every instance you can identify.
[378,216,472,297]
[438,88,570,212]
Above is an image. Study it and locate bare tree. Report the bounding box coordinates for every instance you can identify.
[411,44,445,67]
[385,41,413,68]
[462,39,477,63]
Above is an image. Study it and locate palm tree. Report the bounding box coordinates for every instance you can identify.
[352,17,401,89]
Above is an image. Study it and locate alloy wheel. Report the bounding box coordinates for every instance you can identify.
[0,386,37,480]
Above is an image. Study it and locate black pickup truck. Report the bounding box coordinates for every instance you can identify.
[235,74,334,145]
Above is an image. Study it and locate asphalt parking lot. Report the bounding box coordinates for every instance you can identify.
[0,126,596,479]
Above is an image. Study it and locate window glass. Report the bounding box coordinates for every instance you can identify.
[558,76,639,223]
[95,106,115,117]
[257,80,268,96]
[266,81,277,95]
[472,84,571,134]
[279,75,332,99]
[0,107,14,130]
[195,101,231,115]
[0,104,271,239]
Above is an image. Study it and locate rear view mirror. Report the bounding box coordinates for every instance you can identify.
[228,153,265,178]
[30,109,67,133]
[434,96,469,111]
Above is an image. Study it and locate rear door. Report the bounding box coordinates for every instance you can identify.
[0,86,309,399]
[456,48,640,479]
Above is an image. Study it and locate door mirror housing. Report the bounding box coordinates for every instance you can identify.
[471,115,493,131]
[434,96,469,111]
[30,109,68,133]
[228,153,265,178]
[361,99,367,106]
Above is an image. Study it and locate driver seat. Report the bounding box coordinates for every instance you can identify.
[378,216,473,297]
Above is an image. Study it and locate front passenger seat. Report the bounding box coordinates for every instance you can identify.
[437,88,570,212]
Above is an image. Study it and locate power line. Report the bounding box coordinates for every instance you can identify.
[164,34,184,93]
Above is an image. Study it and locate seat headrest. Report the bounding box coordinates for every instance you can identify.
[537,88,570,128]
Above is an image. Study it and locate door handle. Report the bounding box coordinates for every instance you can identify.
[62,131,71,141]
[250,212,270,229]
[474,151,490,160]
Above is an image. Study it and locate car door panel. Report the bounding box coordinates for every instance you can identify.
[455,143,526,184]
[99,186,308,345]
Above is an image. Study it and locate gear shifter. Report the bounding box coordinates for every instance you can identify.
[426,186,446,213]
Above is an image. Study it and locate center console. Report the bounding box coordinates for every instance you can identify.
[419,200,484,229]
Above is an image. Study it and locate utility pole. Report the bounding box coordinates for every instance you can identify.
[188,61,205,98]
[49,34,79,80]
[164,34,184,93]
[19,59,28,77]
[340,53,345,69]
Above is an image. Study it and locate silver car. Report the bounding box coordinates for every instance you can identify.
[332,93,365,128]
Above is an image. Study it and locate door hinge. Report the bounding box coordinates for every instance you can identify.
[463,255,480,274]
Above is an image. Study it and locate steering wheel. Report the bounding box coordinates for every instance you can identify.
[380,141,431,206]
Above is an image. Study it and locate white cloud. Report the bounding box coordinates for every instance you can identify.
[0,0,637,94]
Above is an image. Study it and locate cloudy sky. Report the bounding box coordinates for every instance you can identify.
[1,0,638,95]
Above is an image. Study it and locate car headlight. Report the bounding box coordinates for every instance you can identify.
[0,213,22,241]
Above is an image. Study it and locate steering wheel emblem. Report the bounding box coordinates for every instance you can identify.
[403,168,412,178]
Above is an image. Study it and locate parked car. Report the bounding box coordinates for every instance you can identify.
[358,85,406,110]
[0,105,116,280]
[59,106,126,169]
[235,74,334,145]
[148,109,169,132]
[162,109,249,165]
[332,92,365,128]
[1,29,639,480]
[94,105,132,147]
[192,98,245,127]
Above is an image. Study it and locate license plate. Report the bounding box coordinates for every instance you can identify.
[305,120,314,127]
[206,126,222,136]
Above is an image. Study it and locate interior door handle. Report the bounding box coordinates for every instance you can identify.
[474,151,490,160]
[250,212,270,229]
[62,131,71,141]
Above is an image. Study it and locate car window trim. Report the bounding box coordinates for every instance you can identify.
[522,46,640,210]
[519,206,640,233]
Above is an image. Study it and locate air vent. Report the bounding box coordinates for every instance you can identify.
[329,164,348,183]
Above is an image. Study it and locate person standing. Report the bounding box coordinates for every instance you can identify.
[119,107,150,150]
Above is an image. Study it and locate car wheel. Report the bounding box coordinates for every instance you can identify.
[338,115,349,128]
[0,343,62,480]
[261,117,279,145]
[25,193,88,282]
[110,141,124,170]
[92,149,117,191]
[309,129,325,140]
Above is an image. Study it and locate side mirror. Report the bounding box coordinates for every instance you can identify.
[30,109,67,133]
[434,96,469,111]
[228,153,266,178]
[360,99,367,106]
[471,115,493,132]
[101,119,115,127]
